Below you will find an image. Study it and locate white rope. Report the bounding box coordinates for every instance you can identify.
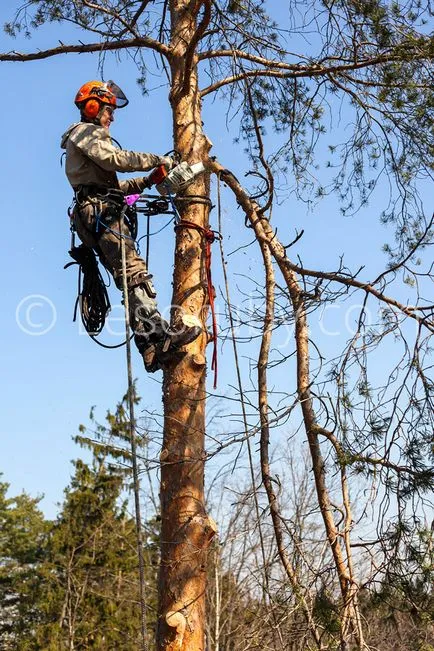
[120,225,149,651]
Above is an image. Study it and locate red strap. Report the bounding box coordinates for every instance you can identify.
[175,220,219,389]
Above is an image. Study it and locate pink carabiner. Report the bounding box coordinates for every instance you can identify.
[125,194,140,206]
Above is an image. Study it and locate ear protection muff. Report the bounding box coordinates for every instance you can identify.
[83,99,101,119]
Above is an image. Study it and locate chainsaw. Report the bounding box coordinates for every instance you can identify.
[146,160,205,196]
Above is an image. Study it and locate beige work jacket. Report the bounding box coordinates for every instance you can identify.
[61,122,164,195]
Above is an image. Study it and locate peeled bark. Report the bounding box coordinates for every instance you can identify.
[157,2,216,649]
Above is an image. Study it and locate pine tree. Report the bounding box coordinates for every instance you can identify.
[2,2,433,648]
[34,399,158,650]
[0,477,50,649]
[0,398,159,650]
[35,459,140,649]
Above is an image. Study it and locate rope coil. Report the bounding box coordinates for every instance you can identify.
[64,244,111,336]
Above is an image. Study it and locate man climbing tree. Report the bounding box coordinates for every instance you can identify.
[1,2,433,650]
[63,79,202,372]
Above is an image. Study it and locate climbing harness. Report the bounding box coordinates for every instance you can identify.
[65,192,166,348]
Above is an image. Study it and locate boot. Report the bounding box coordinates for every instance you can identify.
[141,342,161,373]
[158,323,202,355]
[134,314,166,373]
[135,314,202,372]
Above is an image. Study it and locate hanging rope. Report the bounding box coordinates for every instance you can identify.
[64,244,111,336]
[216,175,283,643]
[145,214,150,268]
[175,219,221,389]
[119,223,149,651]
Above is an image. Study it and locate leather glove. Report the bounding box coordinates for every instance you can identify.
[140,175,152,190]
[160,155,176,171]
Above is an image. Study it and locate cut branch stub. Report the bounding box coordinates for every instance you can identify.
[165,610,187,651]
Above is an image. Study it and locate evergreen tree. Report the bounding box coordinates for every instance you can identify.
[35,458,142,649]
[2,2,433,647]
[0,398,159,650]
[0,477,50,649]
[34,399,158,650]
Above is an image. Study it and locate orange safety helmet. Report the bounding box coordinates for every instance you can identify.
[75,80,129,119]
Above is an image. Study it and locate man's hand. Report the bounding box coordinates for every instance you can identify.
[160,155,176,171]
[140,175,152,190]
[143,159,173,188]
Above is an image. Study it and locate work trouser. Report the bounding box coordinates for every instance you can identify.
[73,198,162,340]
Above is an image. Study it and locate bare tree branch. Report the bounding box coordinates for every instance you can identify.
[0,36,171,62]
[200,43,434,96]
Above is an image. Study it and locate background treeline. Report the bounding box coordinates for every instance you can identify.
[1,398,432,650]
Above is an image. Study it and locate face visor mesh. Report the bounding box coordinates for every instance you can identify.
[105,80,129,108]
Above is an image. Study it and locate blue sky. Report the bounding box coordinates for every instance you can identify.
[0,4,431,519]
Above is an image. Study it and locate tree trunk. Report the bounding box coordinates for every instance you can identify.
[157,2,216,649]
